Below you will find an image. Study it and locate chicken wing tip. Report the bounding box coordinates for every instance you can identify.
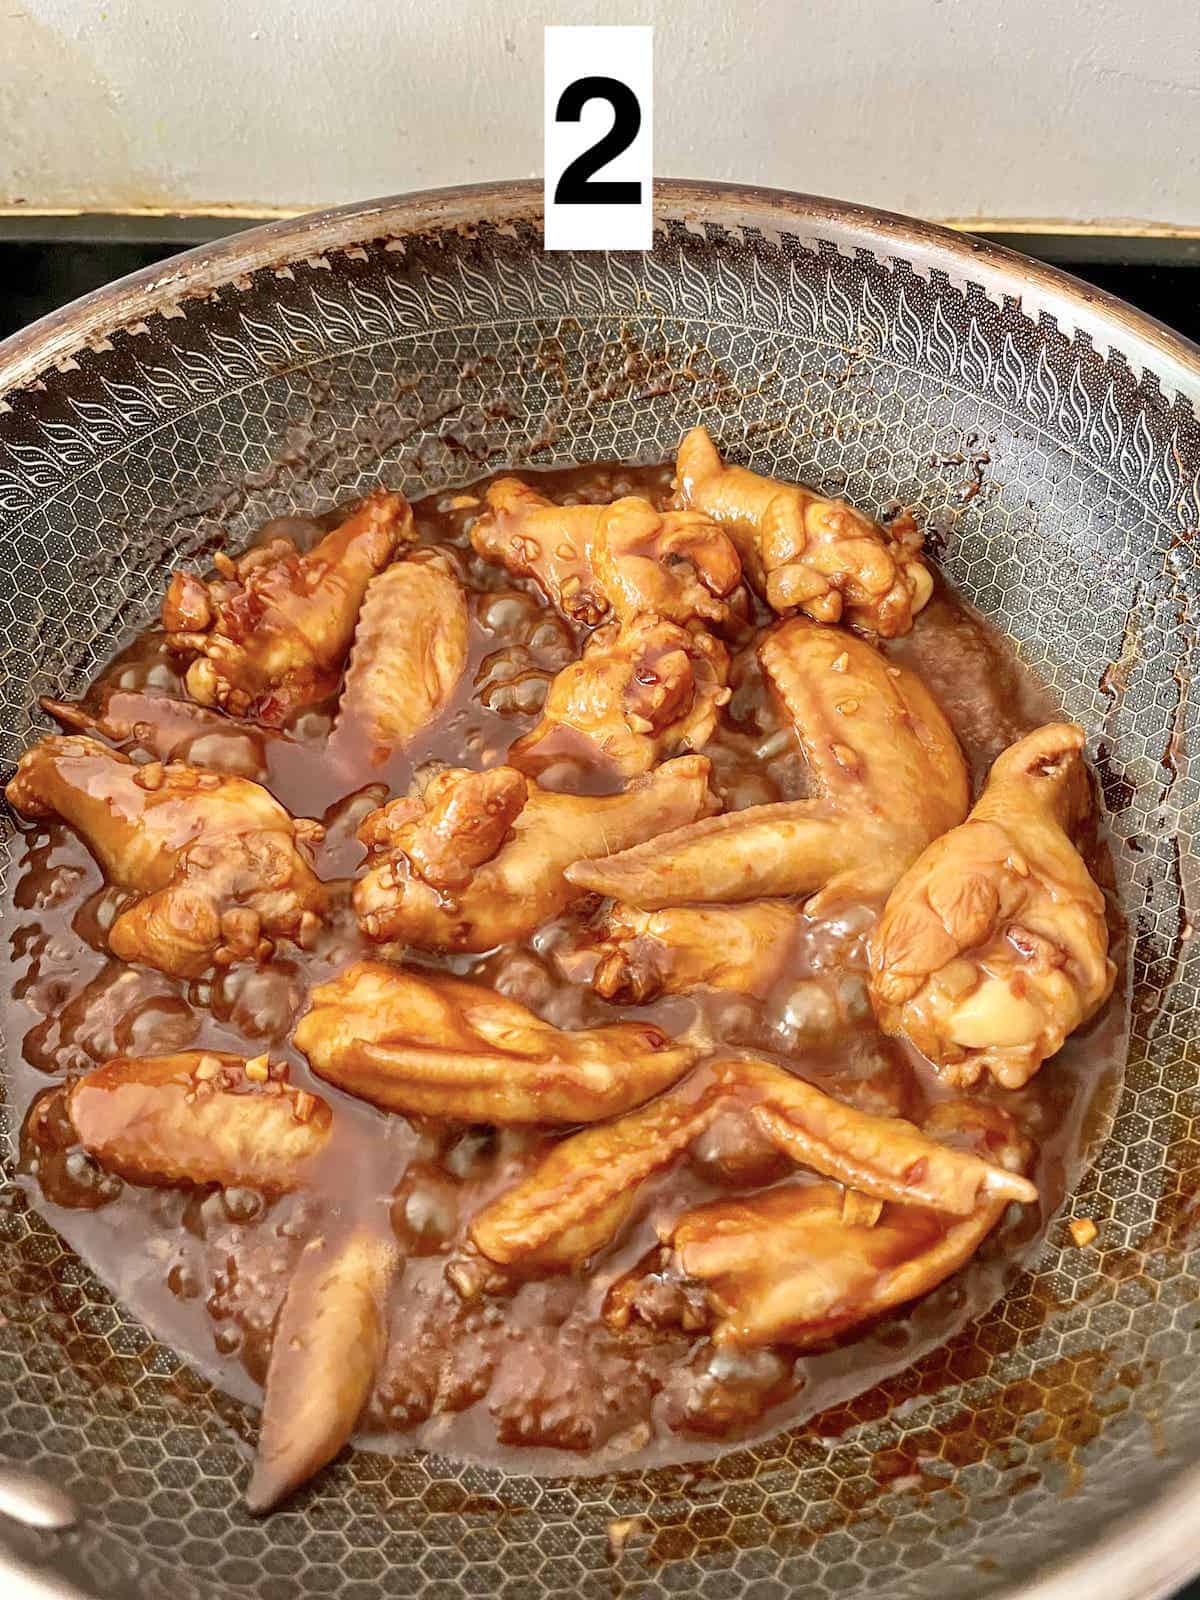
[638,751,711,784]
[676,423,721,464]
[994,1170,1040,1205]
[1003,721,1086,769]
[38,696,92,731]
[244,1463,289,1517]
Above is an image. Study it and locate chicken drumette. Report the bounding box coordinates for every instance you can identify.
[295,960,697,1124]
[5,735,326,978]
[331,551,468,764]
[567,618,967,914]
[470,476,742,627]
[869,722,1116,1088]
[354,754,716,951]
[163,488,412,723]
[509,613,731,781]
[672,426,932,635]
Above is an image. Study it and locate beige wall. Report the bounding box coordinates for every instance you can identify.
[1,0,1198,225]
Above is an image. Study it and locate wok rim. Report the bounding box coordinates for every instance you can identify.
[0,177,1198,1600]
[1,178,1199,401]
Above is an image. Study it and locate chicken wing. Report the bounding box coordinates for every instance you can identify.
[609,1100,1031,1347]
[63,1052,331,1192]
[567,620,967,913]
[294,960,697,1124]
[331,552,468,763]
[469,1077,725,1269]
[508,614,731,781]
[469,1058,1032,1285]
[672,426,932,635]
[718,1058,1036,1214]
[661,1183,999,1347]
[163,489,412,724]
[246,1228,397,1512]
[562,901,802,1003]
[362,766,529,894]
[470,477,741,627]
[42,688,276,778]
[869,722,1116,1088]
[5,734,326,978]
[354,754,716,951]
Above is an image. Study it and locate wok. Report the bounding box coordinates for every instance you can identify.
[0,181,1198,1600]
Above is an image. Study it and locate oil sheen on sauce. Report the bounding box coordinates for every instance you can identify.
[0,461,1129,1477]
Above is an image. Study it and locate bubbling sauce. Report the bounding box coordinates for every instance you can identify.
[0,461,1127,1479]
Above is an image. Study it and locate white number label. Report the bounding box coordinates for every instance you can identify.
[544,25,653,251]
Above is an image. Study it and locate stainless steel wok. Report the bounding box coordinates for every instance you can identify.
[1,181,1198,1600]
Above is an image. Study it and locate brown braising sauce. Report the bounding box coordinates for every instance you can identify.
[0,460,1127,1478]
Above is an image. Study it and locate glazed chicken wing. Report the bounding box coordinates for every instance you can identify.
[568,619,967,914]
[163,489,412,723]
[364,765,529,895]
[64,1052,331,1192]
[470,1062,1033,1281]
[656,1183,999,1347]
[673,426,932,635]
[470,477,741,627]
[247,1227,397,1513]
[719,1058,1036,1214]
[607,1100,1031,1347]
[331,552,468,764]
[561,901,802,1003]
[869,722,1116,1088]
[294,960,697,1124]
[469,1076,725,1270]
[5,734,326,978]
[508,613,730,781]
[354,754,716,951]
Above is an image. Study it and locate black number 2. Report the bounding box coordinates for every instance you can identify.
[554,76,642,205]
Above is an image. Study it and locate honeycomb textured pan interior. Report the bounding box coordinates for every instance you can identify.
[1,189,1199,1600]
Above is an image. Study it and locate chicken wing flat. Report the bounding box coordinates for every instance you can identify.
[568,803,854,911]
[718,1058,1036,1214]
[64,1052,331,1192]
[568,620,967,913]
[163,489,412,724]
[869,722,1116,1088]
[354,754,716,951]
[332,553,468,763]
[673,426,932,635]
[5,734,326,978]
[609,1099,1031,1347]
[42,688,276,778]
[247,1228,397,1512]
[469,1077,725,1269]
[761,617,965,800]
[564,901,802,1003]
[508,614,730,781]
[470,477,741,627]
[294,961,697,1124]
[659,1182,1003,1347]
